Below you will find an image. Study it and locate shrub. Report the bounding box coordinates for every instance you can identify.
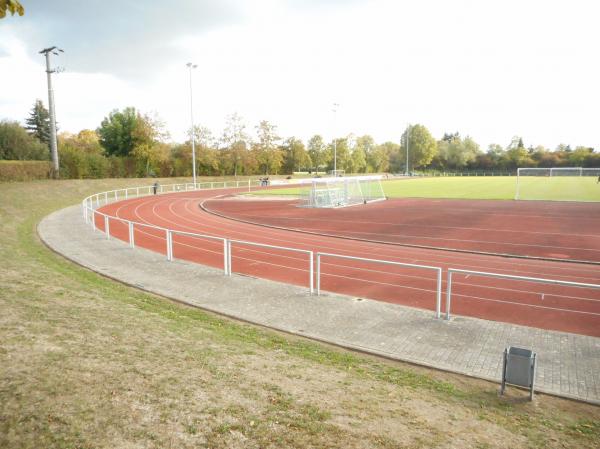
[0,160,50,181]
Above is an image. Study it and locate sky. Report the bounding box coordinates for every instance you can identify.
[1,0,598,150]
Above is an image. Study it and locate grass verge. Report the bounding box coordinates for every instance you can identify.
[0,177,599,448]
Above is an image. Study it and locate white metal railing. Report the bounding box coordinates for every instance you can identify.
[445,268,600,320]
[316,252,443,318]
[84,182,600,325]
[82,180,315,293]
[169,229,229,274]
[228,239,314,294]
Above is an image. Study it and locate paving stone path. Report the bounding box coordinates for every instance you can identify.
[39,205,600,404]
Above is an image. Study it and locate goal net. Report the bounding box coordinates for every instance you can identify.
[300,175,386,208]
[515,167,600,201]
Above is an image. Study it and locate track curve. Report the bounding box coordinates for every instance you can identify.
[96,188,600,337]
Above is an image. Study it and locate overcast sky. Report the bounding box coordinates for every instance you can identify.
[1,0,598,150]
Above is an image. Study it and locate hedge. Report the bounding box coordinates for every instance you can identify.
[0,160,51,182]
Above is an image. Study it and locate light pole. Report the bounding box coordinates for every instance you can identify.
[332,103,339,175]
[39,46,63,178]
[186,62,198,186]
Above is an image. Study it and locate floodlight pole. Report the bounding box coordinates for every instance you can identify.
[39,46,63,178]
[186,62,198,186]
[332,103,339,175]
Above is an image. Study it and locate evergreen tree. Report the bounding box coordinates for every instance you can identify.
[25,100,51,145]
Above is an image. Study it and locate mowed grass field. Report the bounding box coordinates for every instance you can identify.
[252,176,600,202]
[1,178,600,448]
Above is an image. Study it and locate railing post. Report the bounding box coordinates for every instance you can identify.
[104,192,108,204]
[136,187,140,197]
[316,253,321,295]
[104,216,110,240]
[166,230,173,261]
[436,268,442,319]
[445,270,453,320]
[125,189,128,200]
[227,240,232,276]
[95,195,99,207]
[114,191,118,201]
[309,251,314,295]
[91,210,96,231]
[129,222,135,248]
[223,239,229,275]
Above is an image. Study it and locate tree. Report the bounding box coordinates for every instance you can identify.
[307,135,326,173]
[25,100,51,145]
[0,120,47,160]
[400,124,437,170]
[437,134,480,169]
[505,146,533,169]
[97,107,138,157]
[328,137,350,172]
[569,146,593,167]
[349,145,367,173]
[354,135,375,172]
[131,112,170,177]
[58,131,108,179]
[255,120,281,175]
[370,142,396,173]
[282,137,310,174]
[187,125,219,175]
[221,113,249,176]
[0,0,24,18]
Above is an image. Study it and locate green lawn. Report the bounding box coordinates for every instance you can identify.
[252,176,600,202]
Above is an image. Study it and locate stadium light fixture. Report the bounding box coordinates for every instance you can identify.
[186,62,198,186]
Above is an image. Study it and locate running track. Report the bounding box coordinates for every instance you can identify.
[96,188,600,337]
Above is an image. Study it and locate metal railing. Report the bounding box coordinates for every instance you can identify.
[83,181,315,294]
[228,240,314,294]
[445,268,600,320]
[83,182,600,326]
[316,252,443,318]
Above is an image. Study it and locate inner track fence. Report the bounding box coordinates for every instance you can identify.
[83,183,600,326]
[315,252,443,318]
[445,269,600,327]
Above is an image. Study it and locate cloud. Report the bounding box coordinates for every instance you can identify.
[14,0,245,78]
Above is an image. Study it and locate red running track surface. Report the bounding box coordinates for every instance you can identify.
[204,195,600,263]
[96,189,600,337]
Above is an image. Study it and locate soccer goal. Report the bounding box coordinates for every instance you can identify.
[515,167,600,201]
[300,175,386,208]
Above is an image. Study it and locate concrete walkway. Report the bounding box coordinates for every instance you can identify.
[39,205,600,404]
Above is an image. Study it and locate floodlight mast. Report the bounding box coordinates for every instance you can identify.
[186,62,198,186]
[39,46,63,178]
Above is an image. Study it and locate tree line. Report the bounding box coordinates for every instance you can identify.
[1,101,599,179]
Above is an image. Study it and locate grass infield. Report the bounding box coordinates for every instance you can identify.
[1,178,599,448]
[250,176,600,202]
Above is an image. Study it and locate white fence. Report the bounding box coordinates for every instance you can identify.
[316,252,443,318]
[82,182,599,326]
[445,268,600,320]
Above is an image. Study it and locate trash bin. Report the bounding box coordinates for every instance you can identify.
[500,346,537,400]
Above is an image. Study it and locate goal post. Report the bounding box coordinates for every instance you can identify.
[515,167,600,201]
[300,175,386,208]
